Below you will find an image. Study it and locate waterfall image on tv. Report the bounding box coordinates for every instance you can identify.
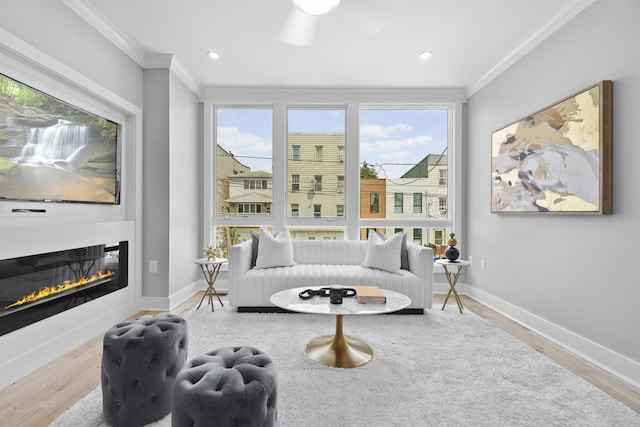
[0,73,120,205]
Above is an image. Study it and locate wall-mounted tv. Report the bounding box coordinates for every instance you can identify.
[0,73,120,205]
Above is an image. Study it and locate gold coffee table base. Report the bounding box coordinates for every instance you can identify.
[305,315,373,368]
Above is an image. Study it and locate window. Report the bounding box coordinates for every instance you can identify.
[439,198,448,215]
[244,179,268,189]
[413,228,422,245]
[413,193,422,213]
[287,108,345,220]
[238,203,262,214]
[439,169,447,186]
[359,108,451,232]
[394,193,403,213]
[215,108,272,218]
[208,97,457,248]
[394,228,403,234]
[370,192,379,213]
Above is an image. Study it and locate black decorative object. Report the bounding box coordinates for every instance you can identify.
[298,287,356,300]
[445,232,460,262]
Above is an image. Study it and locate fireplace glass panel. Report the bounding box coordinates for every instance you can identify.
[0,241,128,336]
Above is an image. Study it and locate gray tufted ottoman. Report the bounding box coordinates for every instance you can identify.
[172,346,278,427]
[101,313,188,427]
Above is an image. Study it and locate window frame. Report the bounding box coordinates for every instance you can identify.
[202,89,463,257]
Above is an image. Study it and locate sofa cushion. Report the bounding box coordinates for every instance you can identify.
[362,232,402,274]
[239,263,421,307]
[373,230,409,270]
[255,228,296,269]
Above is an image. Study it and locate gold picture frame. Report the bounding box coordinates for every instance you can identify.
[491,80,612,214]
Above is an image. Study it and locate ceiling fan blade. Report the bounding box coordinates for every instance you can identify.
[277,7,318,47]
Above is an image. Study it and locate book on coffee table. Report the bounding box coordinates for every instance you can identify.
[353,286,387,304]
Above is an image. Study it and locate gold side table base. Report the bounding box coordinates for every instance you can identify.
[441,264,465,314]
[196,262,225,312]
[305,315,373,368]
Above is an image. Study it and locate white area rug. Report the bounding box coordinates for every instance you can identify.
[50,304,639,426]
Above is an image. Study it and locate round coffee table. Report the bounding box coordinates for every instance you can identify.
[270,287,411,368]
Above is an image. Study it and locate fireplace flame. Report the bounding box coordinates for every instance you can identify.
[4,270,116,310]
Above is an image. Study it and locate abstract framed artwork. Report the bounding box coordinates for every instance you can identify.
[491,80,612,214]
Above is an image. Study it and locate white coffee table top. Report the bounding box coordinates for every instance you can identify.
[270,287,411,316]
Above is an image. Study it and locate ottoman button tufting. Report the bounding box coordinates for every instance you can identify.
[172,346,278,427]
[101,313,188,427]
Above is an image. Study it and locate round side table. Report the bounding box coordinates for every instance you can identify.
[436,259,470,314]
[194,257,227,311]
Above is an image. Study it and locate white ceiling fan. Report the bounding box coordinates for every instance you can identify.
[277,0,386,47]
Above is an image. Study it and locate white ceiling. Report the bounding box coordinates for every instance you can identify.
[64,0,594,95]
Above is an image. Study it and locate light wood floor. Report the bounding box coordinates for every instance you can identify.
[1,294,638,426]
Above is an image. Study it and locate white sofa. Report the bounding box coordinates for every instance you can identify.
[228,239,433,313]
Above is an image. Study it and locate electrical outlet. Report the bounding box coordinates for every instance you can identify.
[468,255,473,266]
[149,260,158,273]
[481,260,486,271]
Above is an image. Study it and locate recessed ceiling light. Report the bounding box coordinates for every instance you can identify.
[207,51,220,60]
[418,51,433,60]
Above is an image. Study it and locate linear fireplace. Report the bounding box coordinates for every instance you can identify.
[0,241,128,336]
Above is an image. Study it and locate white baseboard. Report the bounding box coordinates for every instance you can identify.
[465,285,640,391]
[141,279,229,312]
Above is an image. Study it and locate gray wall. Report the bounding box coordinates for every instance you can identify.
[142,69,171,298]
[142,67,201,304]
[168,72,201,297]
[466,0,639,379]
[0,0,143,108]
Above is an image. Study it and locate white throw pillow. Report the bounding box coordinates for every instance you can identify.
[361,231,403,274]
[255,228,296,269]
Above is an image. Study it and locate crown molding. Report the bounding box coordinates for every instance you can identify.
[466,0,598,98]
[62,0,146,67]
[62,0,200,96]
[145,54,201,95]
